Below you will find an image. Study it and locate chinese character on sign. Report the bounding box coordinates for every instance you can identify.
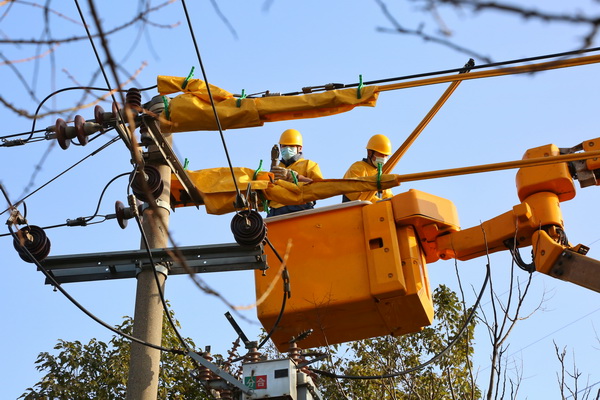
[245,375,268,390]
[256,375,267,389]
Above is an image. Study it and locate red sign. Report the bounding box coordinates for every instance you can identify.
[256,375,267,389]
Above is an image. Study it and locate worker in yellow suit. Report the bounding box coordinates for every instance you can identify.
[342,134,394,203]
[268,129,323,216]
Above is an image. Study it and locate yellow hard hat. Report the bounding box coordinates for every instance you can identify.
[279,129,303,146]
[366,134,392,155]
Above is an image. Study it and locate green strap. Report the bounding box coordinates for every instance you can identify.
[376,162,382,193]
[236,89,247,107]
[183,158,189,170]
[162,96,170,120]
[253,160,270,213]
[357,74,364,99]
[181,66,195,89]
[253,160,263,180]
[290,170,299,185]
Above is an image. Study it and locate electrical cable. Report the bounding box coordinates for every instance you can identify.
[1,129,46,141]
[180,0,242,202]
[22,84,156,144]
[0,136,121,217]
[73,0,124,120]
[133,209,192,352]
[310,262,491,380]
[126,170,217,399]
[280,46,600,96]
[257,236,291,350]
[7,223,186,355]
[85,172,130,223]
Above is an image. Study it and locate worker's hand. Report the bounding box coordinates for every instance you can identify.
[271,166,292,181]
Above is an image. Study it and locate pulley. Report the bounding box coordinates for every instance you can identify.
[12,225,51,263]
[130,165,164,202]
[230,210,267,246]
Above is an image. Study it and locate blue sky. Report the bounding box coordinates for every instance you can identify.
[1,1,599,398]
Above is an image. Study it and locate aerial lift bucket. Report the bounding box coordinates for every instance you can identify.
[256,189,460,351]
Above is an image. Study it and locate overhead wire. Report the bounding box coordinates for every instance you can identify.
[125,169,216,399]
[73,0,123,111]
[280,46,600,96]
[179,0,242,202]
[0,136,121,217]
[258,237,291,350]
[2,209,186,356]
[17,84,157,144]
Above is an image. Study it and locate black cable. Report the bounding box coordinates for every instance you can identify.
[310,262,491,380]
[128,173,217,400]
[281,46,600,96]
[133,212,192,352]
[180,0,242,201]
[0,170,131,235]
[23,84,156,143]
[74,0,123,118]
[257,236,291,350]
[0,136,120,217]
[1,128,47,141]
[85,172,130,222]
[7,224,185,355]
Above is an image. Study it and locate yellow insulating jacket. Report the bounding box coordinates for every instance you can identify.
[343,160,394,202]
[269,159,323,209]
[157,76,380,133]
[170,167,401,215]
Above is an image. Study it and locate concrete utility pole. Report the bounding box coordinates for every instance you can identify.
[126,134,172,400]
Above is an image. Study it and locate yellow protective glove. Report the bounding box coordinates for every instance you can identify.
[270,166,294,182]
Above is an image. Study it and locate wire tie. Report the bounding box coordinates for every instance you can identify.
[290,170,298,185]
[253,159,263,180]
[181,66,195,89]
[376,162,382,194]
[183,158,189,170]
[236,89,247,108]
[357,74,364,99]
[161,96,170,120]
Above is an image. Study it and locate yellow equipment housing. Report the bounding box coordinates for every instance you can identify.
[256,189,459,351]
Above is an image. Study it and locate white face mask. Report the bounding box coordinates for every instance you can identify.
[374,156,388,166]
[281,146,298,161]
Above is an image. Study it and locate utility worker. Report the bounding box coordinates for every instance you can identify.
[342,134,394,203]
[268,129,323,217]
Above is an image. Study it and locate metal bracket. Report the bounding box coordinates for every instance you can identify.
[41,243,267,284]
[142,115,204,206]
[111,107,134,151]
[141,198,171,214]
[187,351,254,396]
[136,261,171,277]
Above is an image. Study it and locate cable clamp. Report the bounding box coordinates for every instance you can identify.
[136,260,172,277]
[357,74,364,99]
[6,208,26,225]
[181,66,195,89]
[141,198,171,214]
[376,162,382,194]
[236,89,247,107]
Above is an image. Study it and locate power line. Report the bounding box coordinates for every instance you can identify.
[478,306,600,373]
[0,136,120,216]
